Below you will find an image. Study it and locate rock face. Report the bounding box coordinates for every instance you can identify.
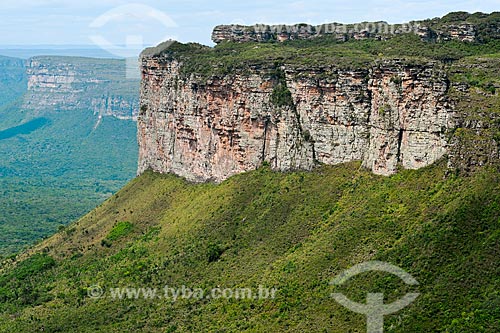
[211,11,500,44]
[440,23,476,42]
[23,56,139,120]
[138,55,453,182]
[0,55,26,107]
[211,21,476,44]
[139,11,499,183]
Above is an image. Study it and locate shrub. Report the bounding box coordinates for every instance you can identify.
[106,221,134,241]
[207,242,224,262]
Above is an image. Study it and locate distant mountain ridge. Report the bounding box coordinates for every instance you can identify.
[22,56,139,122]
[0,55,139,255]
[0,47,135,60]
[0,55,26,109]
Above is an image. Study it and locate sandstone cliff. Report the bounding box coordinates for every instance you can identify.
[212,11,498,44]
[22,56,139,120]
[138,56,456,182]
[138,14,499,183]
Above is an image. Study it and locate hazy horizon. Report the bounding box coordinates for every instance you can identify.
[2,1,498,47]
[0,47,132,59]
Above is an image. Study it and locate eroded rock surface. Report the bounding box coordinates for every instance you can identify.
[138,56,454,182]
[23,57,139,120]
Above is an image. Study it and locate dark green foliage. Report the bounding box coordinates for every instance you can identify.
[101,239,112,248]
[269,65,295,108]
[206,242,224,262]
[271,82,294,108]
[440,11,471,22]
[302,129,312,142]
[389,75,402,85]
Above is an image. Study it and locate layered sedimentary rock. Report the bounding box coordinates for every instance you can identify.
[23,56,139,120]
[212,11,500,44]
[138,54,454,182]
[139,11,500,183]
[211,21,476,44]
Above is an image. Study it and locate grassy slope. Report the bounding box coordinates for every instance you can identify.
[0,162,498,332]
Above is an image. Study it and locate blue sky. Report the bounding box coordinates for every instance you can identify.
[1,0,498,48]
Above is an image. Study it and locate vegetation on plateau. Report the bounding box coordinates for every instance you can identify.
[154,27,500,80]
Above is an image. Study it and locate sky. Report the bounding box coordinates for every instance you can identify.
[0,0,498,53]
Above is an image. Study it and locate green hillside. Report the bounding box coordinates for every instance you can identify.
[0,161,498,332]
